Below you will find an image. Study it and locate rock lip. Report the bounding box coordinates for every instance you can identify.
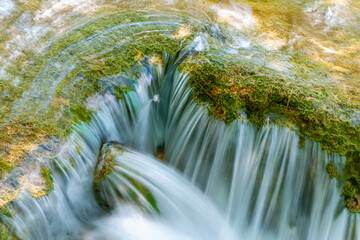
[94,142,126,184]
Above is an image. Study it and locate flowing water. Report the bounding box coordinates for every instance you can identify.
[2,53,358,239]
[1,1,360,239]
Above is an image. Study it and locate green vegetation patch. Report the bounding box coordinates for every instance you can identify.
[0,223,10,240]
[0,10,189,179]
[40,166,53,191]
[183,51,360,212]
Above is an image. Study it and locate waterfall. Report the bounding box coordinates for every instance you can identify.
[3,53,359,240]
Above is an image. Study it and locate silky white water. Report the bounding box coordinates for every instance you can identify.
[3,52,359,240]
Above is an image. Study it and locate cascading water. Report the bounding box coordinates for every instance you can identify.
[2,51,359,240]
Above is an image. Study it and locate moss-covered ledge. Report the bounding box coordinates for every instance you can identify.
[182,53,360,212]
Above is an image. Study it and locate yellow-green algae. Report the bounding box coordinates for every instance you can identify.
[40,166,53,191]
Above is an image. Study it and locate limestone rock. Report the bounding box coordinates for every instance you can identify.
[94,142,126,183]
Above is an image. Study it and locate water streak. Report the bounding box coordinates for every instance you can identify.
[3,53,359,239]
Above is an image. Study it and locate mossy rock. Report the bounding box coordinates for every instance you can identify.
[347,193,360,213]
[183,52,360,212]
[94,142,126,184]
[93,142,159,214]
[326,162,340,180]
[0,202,18,240]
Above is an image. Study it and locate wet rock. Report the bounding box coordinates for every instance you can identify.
[94,142,126,184]
[0,137,61,207]
[93,142,126,210]
[93,143,159,214]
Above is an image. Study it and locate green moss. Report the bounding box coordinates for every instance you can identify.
[0,204,14,240]
[0,223,10,240]
[0,5,358,214]
[70,105,92,124]
[14,0,43,12]
[40,166,53,191]
[0,162,12,177]
[0,10,187,179]
[184,52,360,212]
[326,162,340,180]
[343,182,358,201]
[186,61,245,122]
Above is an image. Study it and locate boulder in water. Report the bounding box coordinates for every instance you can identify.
[93,142,159,214]
[94,142,126,184]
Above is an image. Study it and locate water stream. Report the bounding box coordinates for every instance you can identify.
[3,52,358,239]
[1,1,360,239]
